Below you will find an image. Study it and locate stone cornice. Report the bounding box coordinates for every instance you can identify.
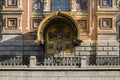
[0,10,23,14]
[97,32,117,35]
[96,10,119,15]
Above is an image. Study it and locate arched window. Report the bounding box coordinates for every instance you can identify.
[51,0,69,11]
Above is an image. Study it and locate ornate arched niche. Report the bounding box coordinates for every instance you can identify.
[36,11,80,55]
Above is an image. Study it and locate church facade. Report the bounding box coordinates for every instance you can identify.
[0,0,119,40]
[0,0,120,80]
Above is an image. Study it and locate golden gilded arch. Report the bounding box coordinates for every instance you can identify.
[35,11,80,44]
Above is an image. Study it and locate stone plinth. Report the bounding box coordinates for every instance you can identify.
[29,56,36,67]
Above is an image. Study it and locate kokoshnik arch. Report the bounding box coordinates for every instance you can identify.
[36,11,80,55]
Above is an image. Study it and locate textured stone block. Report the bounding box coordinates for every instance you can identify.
[90,41,96,47]
[98,35,116,40]
[13,42,23,46]
[91,47,96,51]
[23,47,34,51]
[15,47,23,51]
[47,77,59,80]
[109,41,119,46]
[113,47,119,51]
[91,77,115,80]
[0,40,23,46]
[0,51,11,55]
[23,51,39,55]
[97,51,108,55]
[0,41,11,46]
[75,47,80,51]
[7,77,17,80]
[85,47,96,51]
[29,51,40,55]
[104,47,112,51]
[115,77,120,80]
[90,52,96,55]
[0,47,6,50]
[79,51,90,55]
[75,51,80,56]
[29,71,43,76]
[23,52,29,55]
[78,77,90,80]
[85,47,92,51]
[80,41,91,47]
[67,77,90,80]
[0,71,119,80]
[66,72,90,77]
[97,47,103,51]
[75,47,85,51]
[2,35,22,41]
[97,40,108,46]
[39,50,44,54]
[23,40,36,46]
[10,51,22,55]
[109,51,119,56]
[58,77,68,80]
[6,47,16,50]
[42,72,65,77]
[33,47,40,51]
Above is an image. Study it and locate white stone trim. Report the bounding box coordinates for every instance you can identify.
[20,0,22,8]
[20,15,22,31]
[71,0,76,11]
[26,0,30,31]
[19,15,22,31]
[43,0,49,11]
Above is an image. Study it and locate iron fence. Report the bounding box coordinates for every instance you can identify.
[0,55,120,67]
[96,56,120,66]
[36,56,81,67]
[0,55,23,66]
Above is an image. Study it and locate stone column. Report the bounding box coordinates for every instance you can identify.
[81,56,88,68]
[29,56,36,67]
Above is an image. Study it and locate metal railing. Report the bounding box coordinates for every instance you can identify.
[0,55,28,67]
[96,56,120,66]
[0,55,120,68]
[89,56,120,66]
[36,56,81,67]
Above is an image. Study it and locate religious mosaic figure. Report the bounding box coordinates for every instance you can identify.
[56,36,62,53]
